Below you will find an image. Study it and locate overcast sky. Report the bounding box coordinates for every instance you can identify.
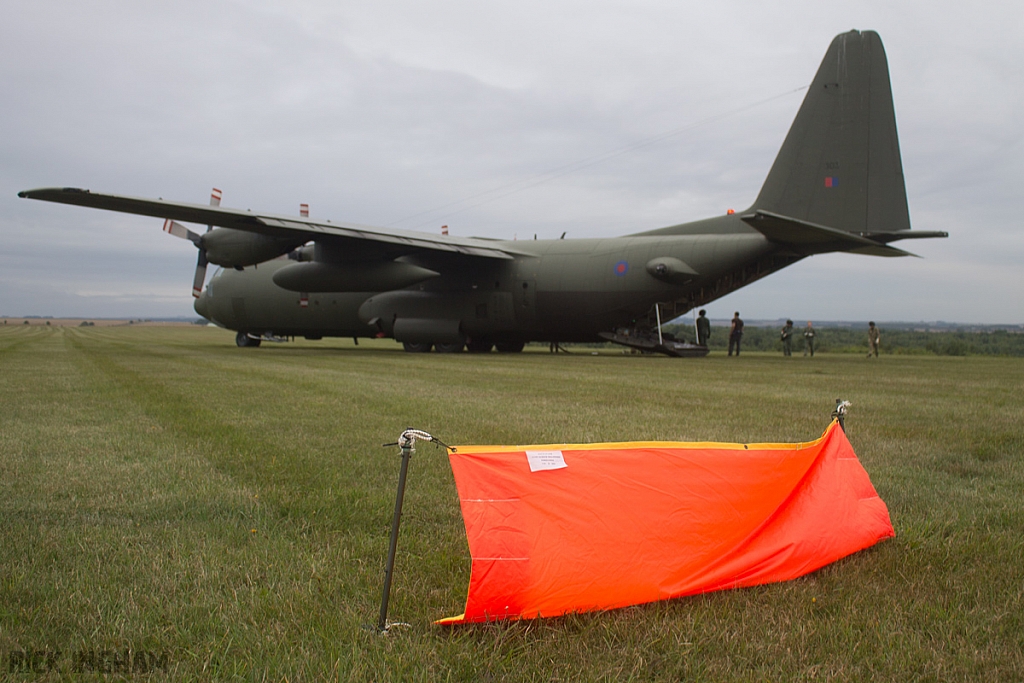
[2,1,1021,323]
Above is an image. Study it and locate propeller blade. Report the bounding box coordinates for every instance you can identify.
[163,219,201,245]
[189,188,222,296]
[192,250,208,299]
[206,187,221,234]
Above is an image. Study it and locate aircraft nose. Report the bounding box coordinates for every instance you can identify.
[194,291,211,319]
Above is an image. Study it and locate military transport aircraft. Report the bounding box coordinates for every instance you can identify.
[20,30,945,353]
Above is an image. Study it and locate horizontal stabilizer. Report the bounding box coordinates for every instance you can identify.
[859,230,949,243]
[741,210,914,257]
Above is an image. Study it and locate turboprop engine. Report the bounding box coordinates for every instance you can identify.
[201,228,305,269]
[159,188,307,297]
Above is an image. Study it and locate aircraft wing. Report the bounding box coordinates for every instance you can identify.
[17,187,525,260]
[740,210,917,257]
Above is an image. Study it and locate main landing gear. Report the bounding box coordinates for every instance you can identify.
[399,341,466,353]
[400,339,526,353]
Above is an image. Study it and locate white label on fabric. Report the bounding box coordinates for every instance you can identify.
[526,450,567,472]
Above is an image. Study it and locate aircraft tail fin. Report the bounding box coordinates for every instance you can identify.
[752,30,911,235]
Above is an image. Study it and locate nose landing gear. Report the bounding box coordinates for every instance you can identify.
[236,331,262,348]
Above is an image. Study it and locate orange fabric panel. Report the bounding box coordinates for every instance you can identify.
[438,421,893,624]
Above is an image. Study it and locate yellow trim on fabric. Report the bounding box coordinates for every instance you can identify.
[454,421,835,455]
[435,614,466,625]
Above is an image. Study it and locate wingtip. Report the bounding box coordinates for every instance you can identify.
[18,187,91,199]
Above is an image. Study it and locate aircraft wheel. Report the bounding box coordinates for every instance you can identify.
[402,342,433,353]
[466,338,494,353]
[236,331,261,348]
[434,342,465,353]
[495,341,525,353]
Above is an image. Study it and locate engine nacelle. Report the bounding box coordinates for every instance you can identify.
[202,228,305,268]
[271,260,439,293]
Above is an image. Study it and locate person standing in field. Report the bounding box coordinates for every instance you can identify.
[696,309,711,347]
[728,312,744,356]
[781,319,794,357]
[867,321,881,358]
[803,321,816,357]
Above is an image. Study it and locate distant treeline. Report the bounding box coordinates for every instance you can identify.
[660,324,1024,357]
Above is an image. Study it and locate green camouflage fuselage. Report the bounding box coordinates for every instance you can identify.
[197,215,787,343]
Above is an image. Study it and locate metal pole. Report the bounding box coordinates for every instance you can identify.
[655,304,663,346]
[377,439,413,632]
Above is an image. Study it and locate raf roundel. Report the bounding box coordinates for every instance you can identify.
[614,261,629,277]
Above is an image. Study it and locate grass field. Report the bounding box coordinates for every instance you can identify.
[1,325,1022,681]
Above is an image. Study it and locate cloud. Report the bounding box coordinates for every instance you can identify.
[2,0,1021,322]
